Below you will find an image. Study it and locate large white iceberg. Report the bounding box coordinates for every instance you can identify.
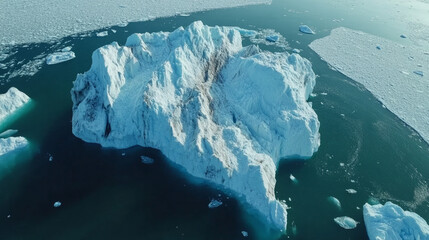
[363,202,429,240]
[71,21,320,231]
[0,87,30,124]
[0,136,28,156]
[309,27,429,144]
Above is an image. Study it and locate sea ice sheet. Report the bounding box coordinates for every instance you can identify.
[363,202,429,240]
[71,22,320,231]
[0,0,271,46]
[310,27,429,144]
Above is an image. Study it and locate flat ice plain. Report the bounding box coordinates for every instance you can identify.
[0,0,271,46]
[310,27,429,144]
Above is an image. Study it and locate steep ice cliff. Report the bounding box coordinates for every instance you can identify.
[71,21,319,231]
[363,202,429,240]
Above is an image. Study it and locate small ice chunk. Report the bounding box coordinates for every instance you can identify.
[292,48,301,53]
[346,189,357,194]
[208,199,223,208]
[179,13,190,17]
[53,201,62,208]
[320,92,328,96]
[0,129,18,138]
[265,35,279,42]
[46,51,75,65]
[7,214,11,218]
[140,155,154,164]
[299,25,315,34]
[328,196,342,209]
[111,29,117,33]
[334,216,359,229]
[400,34,407,38]
[339,162,345,167]
[400,70,409,75]
[241,231,248,237]
[121,152,126,156]
[61,46,72,52]
[413,70,424,77]
[376,45,381,50]
[290,174,298,184]
[96,31,108,37]
[48,154,53,161]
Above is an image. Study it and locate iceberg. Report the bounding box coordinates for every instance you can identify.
[363,202,429,240]
[96,31,109,37]
[334,216,359,229]
[0,136,28,156]
[310,27,429,144]
[0,87,30,124]
[299,25,315,34]
[208,199,223,209]
[53,201,62,208]
[265,35,279,42]
[71,21,320,231]
[328,196,341,209]
[46,51,76,65]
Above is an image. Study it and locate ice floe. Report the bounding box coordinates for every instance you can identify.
[46,51,76,65]
[0,0,272,45]
[334,216,359,229]
[96,31,109,37]
[363,202,429,240]
[71,22,319,231]
[310,27,429,144]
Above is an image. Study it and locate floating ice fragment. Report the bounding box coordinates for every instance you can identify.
[328,196,342,209]
[53,201,61,208]
[46,51,75,65]
[292,48,301,53]
[320,92,328,96]
[299,25,315,34]
[400,34,407,38]
[140,156,154,164]
[179,13,190,17]
[0,129,18,138]
[400,70,409,75]
[346,189,357,194]
[290,174,298,184]
[376,45,381,50]
[413,70,424,77]
[241,231,248,237]
[61,46,72,52]
[111,29,117,33]
[208,199,222,208]
[121,152,126,156]
[339,162,345,167]
[334,216,358,229]
[96,31,108,37]
[48,154,53,161]
[265,35,279,42]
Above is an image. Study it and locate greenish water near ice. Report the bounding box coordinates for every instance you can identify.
[1,0,429,239]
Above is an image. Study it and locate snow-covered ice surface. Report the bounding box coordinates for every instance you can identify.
[310,27,429,144]
[334,216,359,229]
[71,22,320,231]
[363,202,429,240]
[0,136,28,157]
[46,51,76,65]
[0,87,30,124]
[0,0,271,46]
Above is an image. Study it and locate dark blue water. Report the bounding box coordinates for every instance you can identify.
[1,0,428,239]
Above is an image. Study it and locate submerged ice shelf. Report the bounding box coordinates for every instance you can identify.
[363,202,429,240]
[71,21,319,231]
[310,27,429,145]
[0,0,271,46]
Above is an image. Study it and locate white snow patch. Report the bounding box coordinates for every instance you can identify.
[46,51,76,65]
[310,27,429,144]
[0,0,272,45]
[71,22,319,231]
[363,202,429,240]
